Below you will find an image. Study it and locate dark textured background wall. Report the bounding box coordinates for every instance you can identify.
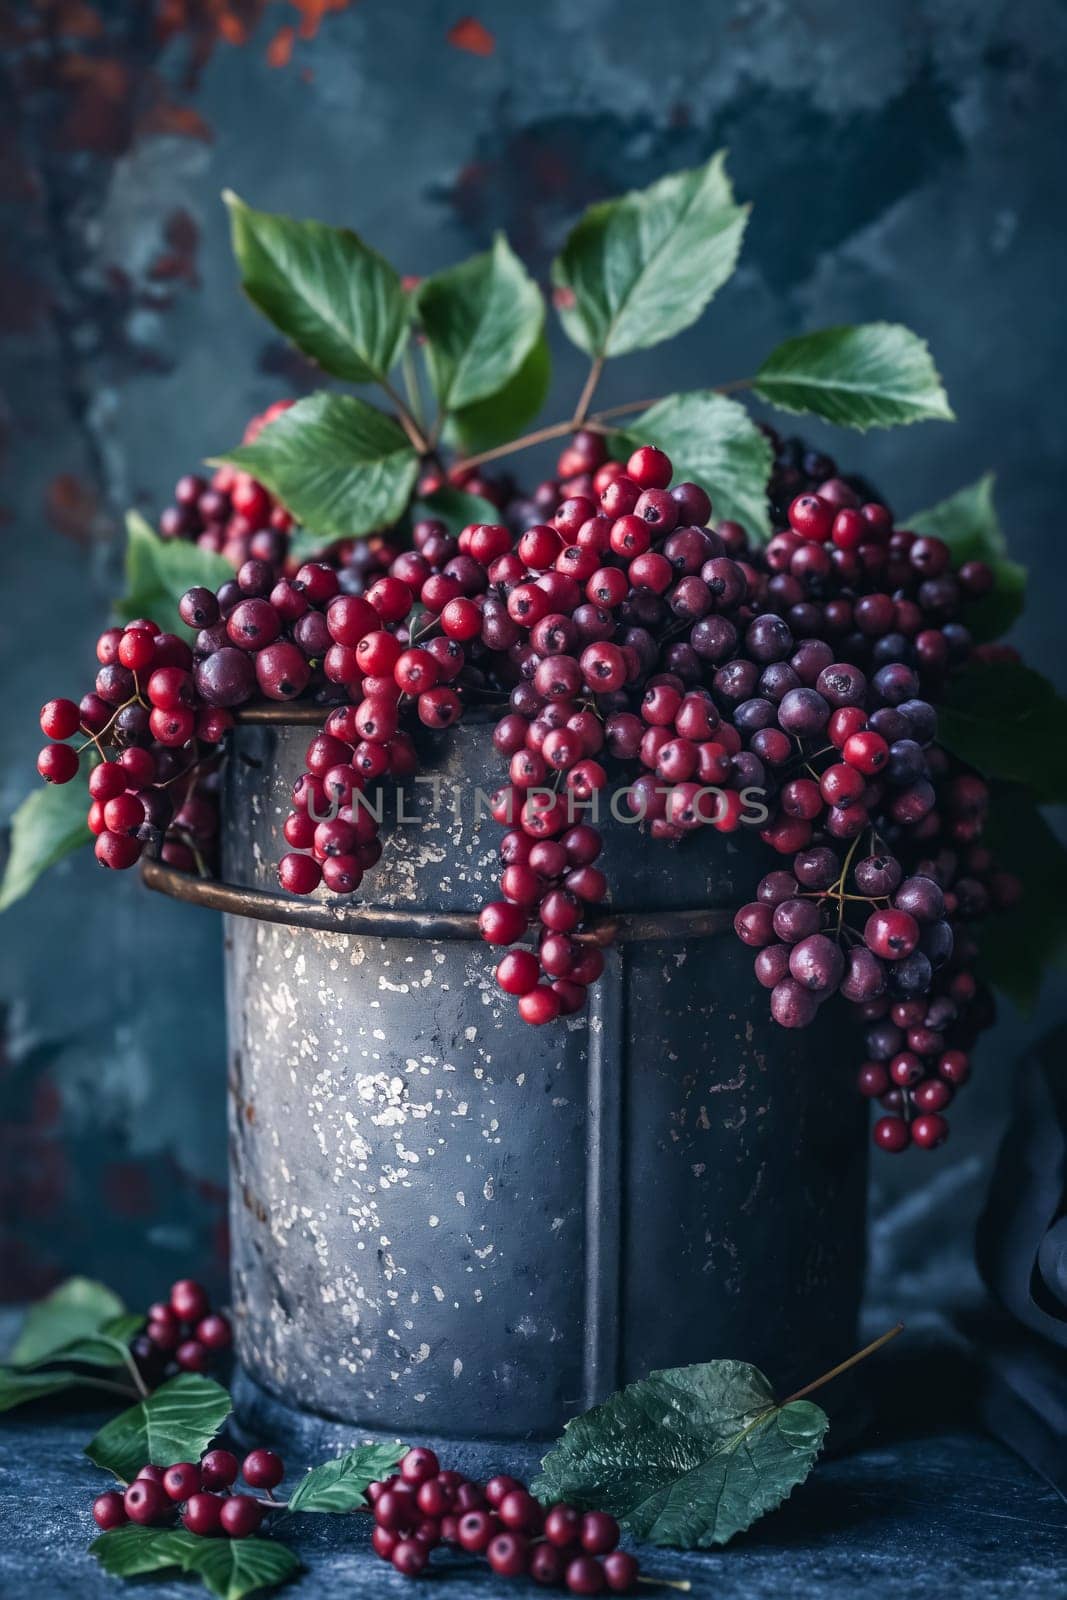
[1,0,1064,1312]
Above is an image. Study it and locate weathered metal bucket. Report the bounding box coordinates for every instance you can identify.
[145,710,867,1446]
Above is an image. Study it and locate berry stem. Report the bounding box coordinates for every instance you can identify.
[779,1321,904,1407]
[379,379,430,455]
[119,1343,151,1400]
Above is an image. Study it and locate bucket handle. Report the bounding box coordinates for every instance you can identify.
[141,858,734,946]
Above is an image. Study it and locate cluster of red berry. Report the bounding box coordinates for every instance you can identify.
[368,1447,640,1593]
[92,1446,281,1540]
[131,1277,231,1387]
[35,402,1016,1150]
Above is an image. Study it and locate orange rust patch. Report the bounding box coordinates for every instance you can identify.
[45,473,99,545]
[448,16,495,55]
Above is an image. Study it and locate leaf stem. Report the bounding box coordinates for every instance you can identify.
[71,1375,142,1401]
[638,1580,692,1594]
[452,376,755,473]
[400,347,425,432]
[573,356,605,426]
[380,379,429,455]
[779,1321,904,1407]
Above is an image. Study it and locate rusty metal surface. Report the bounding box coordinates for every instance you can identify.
[223,720,867,1438]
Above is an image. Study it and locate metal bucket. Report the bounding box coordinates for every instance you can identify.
[150,712,867,1443]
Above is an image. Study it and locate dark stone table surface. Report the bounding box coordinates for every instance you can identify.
[3,1395,1065,1599]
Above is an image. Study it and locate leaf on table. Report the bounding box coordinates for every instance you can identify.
[0,1366,92,1413]
[287,1440,406,1513]
[85,1374,232,1482]
[224,191,409,386]
[753,323,954,431]
[552,152,748,358]
[614,391,773,541]
[8,1277,126,1366]
[907,473,1025,642]
[91,1526,300,1600]
[215,393,418,546]
[532,1359,827,1548]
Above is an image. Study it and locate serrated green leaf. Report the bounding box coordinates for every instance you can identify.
[118,511,233,632]
[753,323,954,431]
[86,1374,232,1482]
[184,1536,301,1600]
[92,1526,300,1600]
[10,1277,125,1365]
[938,661,1067,804]
[615,391,773,541]
[224,191,408,386]
[908,474,1025,642]
[214,393,418,543]
[0,761,95,913]
[977,782,1067,1013]
[412,485,501,539]
[287,1440,406,1513]
[0,1365,91,1412]
[533,1359,827,1548]
[448,331,551,453]
[552,153,748,358]
[417,233,544,412]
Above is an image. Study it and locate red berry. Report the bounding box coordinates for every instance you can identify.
[37,743,79,784]
[200,1449,239,1489]
[496,949,541,996]
[170,1279,210,1321]
[391,1539,428,1577]
[162,1462,201,1502]
[518,985,562,1025]
[123,1479,171,1525]
[544,1502,582,1548]
[93,1491,128,1530]
[219,1494,262,1538]
[176,1339,210,1372]
[458,1510,496,1552]
[478,900,526,945]
[39,698,81,740]
[603,1551,640,1593]
[278,853,322,896]
[372,1525,399,1561]
[242,1449,284,1490]
[182,1492,224,1536]
[626,445,672,489]
[196,1313,231,1350]
[487,1531,530,1577]
[529,1543,566,1585]
[566,1554,608,1595]
[581,1511,620,1553]
[873,1116,911,1153]
[911,1112,950,1149]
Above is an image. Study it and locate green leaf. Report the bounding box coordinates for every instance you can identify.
[86,1374,232,1482]
[92,1526,300,1600]
[118,511,234,631]
[448,331,551,453]
[417,233,544,411]
[753,323,954,431]
[0,1366,91,1412]
[0,761,95,913]
[214,393,418,544]
[616,391,773,541]
[287,1441,406,1513]
[978,782,1067,1012]
[532,1359,827,1548]
[412,485,501,539]
[552,152,748,358]
[16,1315,145,1373]
[908,474,1025,642]
[224,191,408,386]
[9,1276,126,1365]
[938,661,1067,804]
